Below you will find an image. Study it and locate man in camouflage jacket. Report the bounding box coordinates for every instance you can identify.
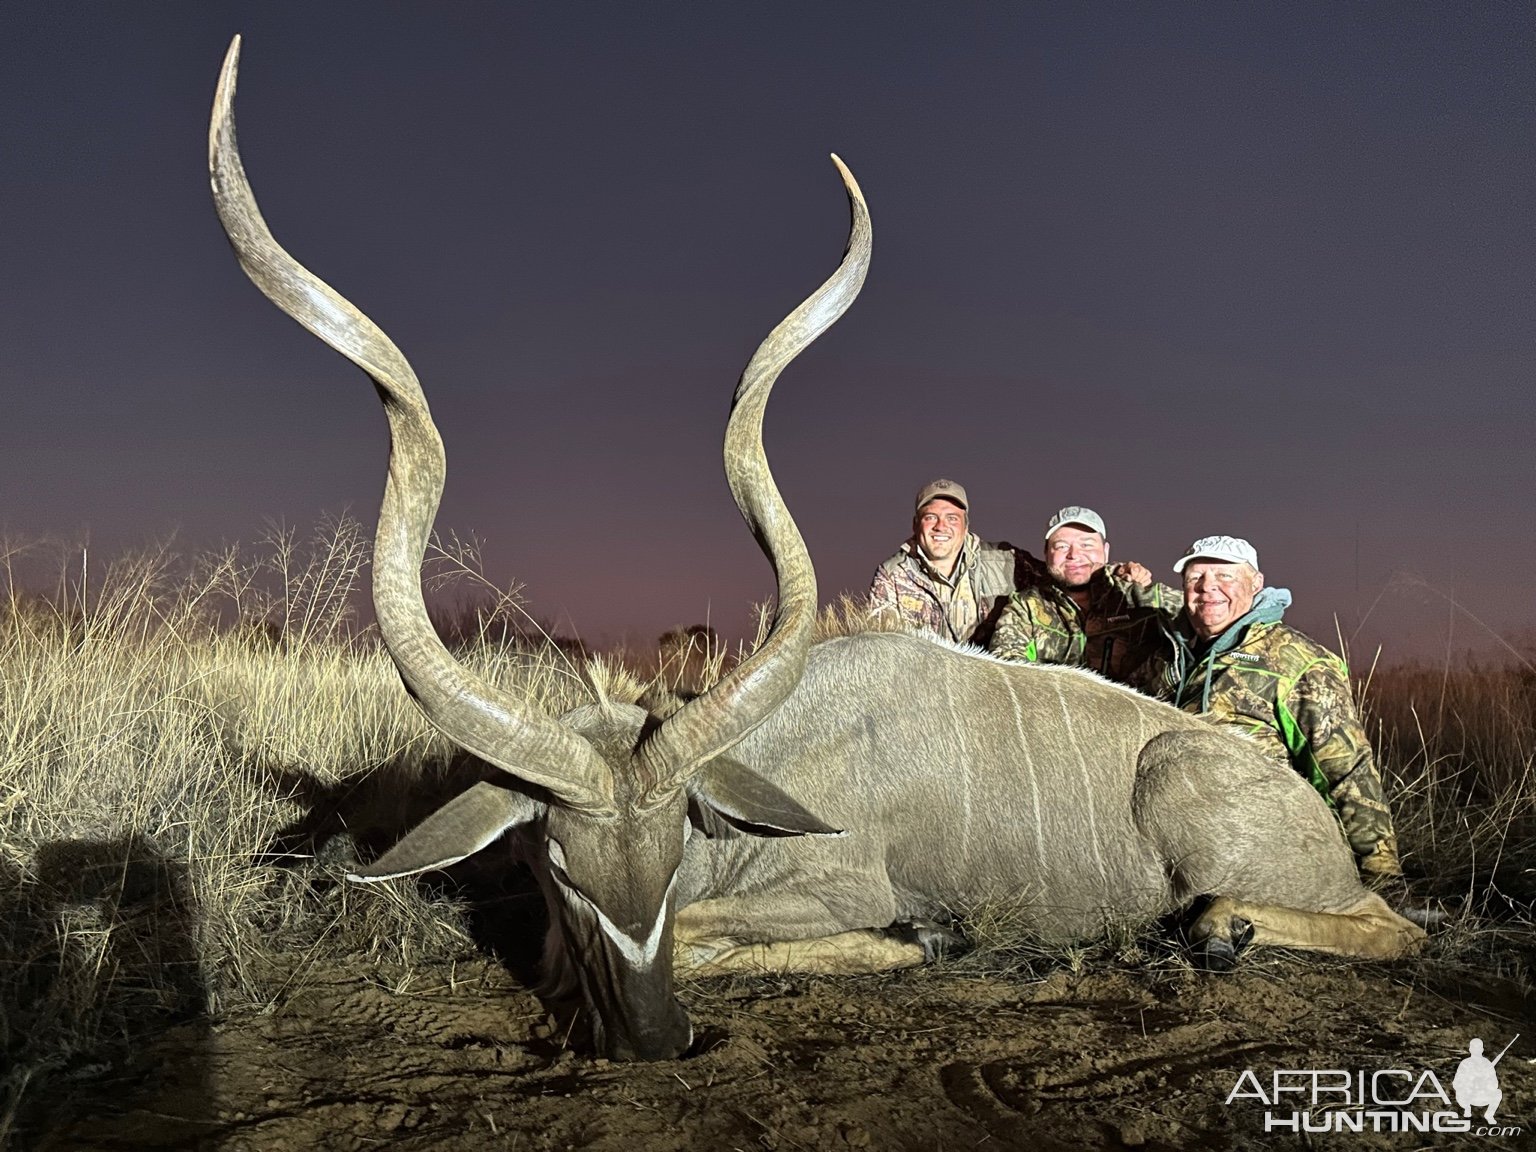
[1150,535,1404,881]
[989,506,1180,692]
[868,478,1034,646]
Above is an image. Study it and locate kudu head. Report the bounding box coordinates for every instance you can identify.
[209,37,870,1061]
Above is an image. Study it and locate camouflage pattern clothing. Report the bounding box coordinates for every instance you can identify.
[988,569,1182,693]
[868,534,1032,646]
[1151,587,1401,873]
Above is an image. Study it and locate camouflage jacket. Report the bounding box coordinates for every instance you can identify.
[868,534,1034,646]
[988,568,1181,693]
[1152,589,1398,862]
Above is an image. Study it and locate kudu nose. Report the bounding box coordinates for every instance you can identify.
[605,1007,693,1062]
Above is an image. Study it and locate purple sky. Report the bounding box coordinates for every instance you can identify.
[2,3,1532,661]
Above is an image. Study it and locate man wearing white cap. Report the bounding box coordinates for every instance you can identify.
[989,506,1178,691]
[1157,535,1404,882]
[868,479,1029,646]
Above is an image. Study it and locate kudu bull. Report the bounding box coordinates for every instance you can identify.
[210,39,1423,1062]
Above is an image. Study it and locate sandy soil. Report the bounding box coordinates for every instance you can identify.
[21,939,1532,1152]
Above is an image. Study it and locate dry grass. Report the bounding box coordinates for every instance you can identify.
[0,530,1532,1137]
[0,527,594,1138]
[1361,658,1536,975]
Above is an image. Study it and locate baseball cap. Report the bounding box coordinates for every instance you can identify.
[915,479,968,512]
[1172,535,1259,573]
[1045,506,1106,542]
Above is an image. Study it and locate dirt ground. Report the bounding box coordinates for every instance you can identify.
[20,935,1533,1152]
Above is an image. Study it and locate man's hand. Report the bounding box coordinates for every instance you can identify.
[1112,561,1153,587]
[1359,839,1405,884]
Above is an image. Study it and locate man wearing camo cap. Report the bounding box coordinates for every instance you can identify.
[988,505,1179,691]
[867,479,1030,646]
[1153,535,1404,882]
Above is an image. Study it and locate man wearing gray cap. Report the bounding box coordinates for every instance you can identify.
[988,506,1178,691]
[868,479,1030,646]
[1154,535,1404,882]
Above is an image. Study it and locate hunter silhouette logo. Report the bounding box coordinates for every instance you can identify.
[1454,1036,1514,1124]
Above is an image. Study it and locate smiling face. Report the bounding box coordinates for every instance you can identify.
[1182,560,1264,639]
[1045,525,1109,589]
[914,498,967,569]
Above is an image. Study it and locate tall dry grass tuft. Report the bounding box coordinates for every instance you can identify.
[1361,657,1536,969]
[0,525,596,1138]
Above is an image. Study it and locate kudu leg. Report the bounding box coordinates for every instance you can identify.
[1134,727,1426,962]
[673,889,927,975]
[677,929,927,977]
[1190,890,1426,961]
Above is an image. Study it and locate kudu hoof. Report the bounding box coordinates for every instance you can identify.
[888,919,969,962]
[1396,900,1455,931]
[1190,916,1255,972]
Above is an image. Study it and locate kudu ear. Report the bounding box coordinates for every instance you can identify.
[347,782,542,883]
[687,757,845,838]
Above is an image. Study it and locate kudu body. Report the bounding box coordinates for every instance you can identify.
[210,40,1423,1063]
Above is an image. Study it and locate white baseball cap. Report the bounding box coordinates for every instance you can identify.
[1045,506,1106,542]
[1173,535,1259,573]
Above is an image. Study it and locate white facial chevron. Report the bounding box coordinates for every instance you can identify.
[546,836,678,969]
[591,872,677,969]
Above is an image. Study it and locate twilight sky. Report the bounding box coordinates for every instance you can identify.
[2,3,1532,660]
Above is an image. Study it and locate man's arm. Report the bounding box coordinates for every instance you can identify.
[1282,656,1402,875]
[867,565,899,620]
[1110,562,1182,613]
[1111,562,1183,613]
[988,593,1040,662]
[1140,580,1185,613]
